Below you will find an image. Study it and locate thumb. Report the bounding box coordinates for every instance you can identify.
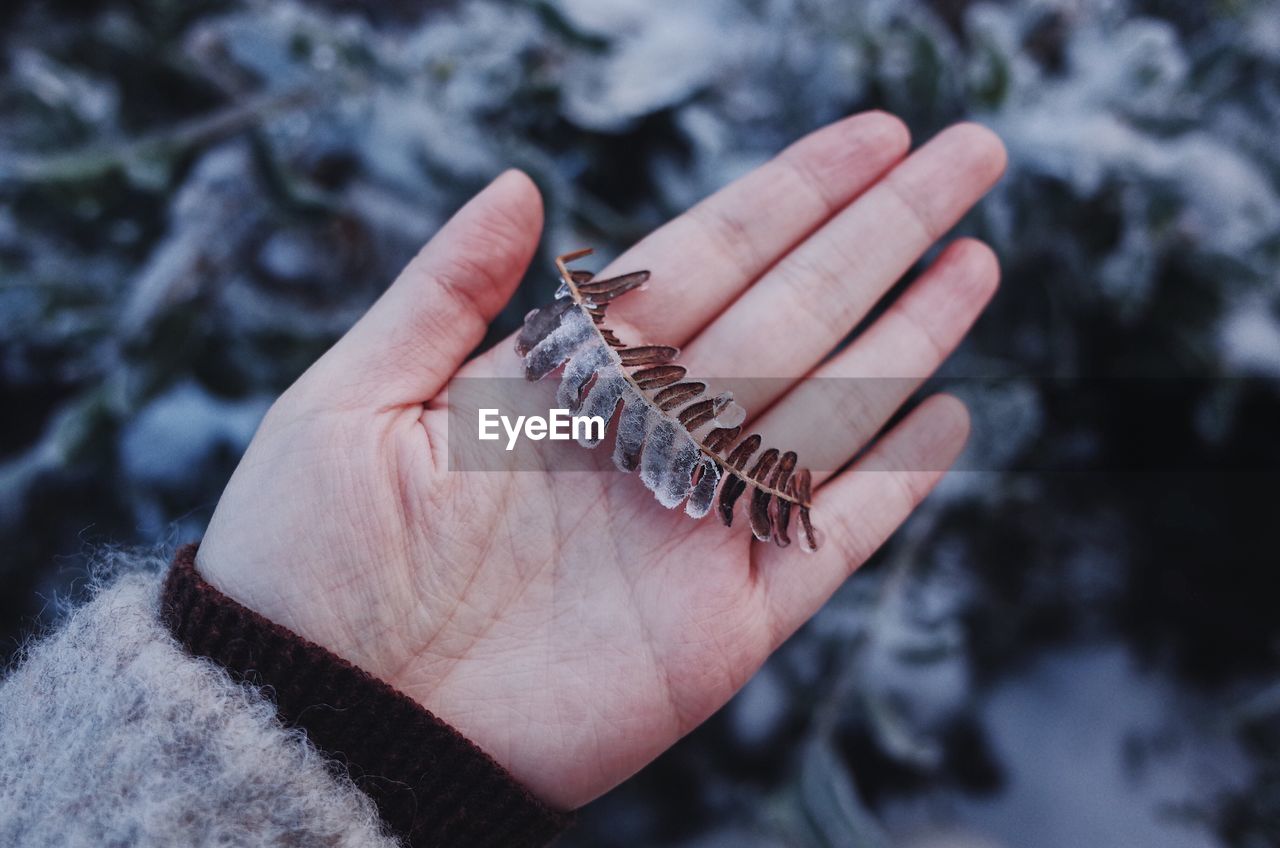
[315,169,543,406]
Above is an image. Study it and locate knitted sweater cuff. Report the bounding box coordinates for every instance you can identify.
[160,544,571,848]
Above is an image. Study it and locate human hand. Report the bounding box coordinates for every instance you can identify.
[197,112,1006,811]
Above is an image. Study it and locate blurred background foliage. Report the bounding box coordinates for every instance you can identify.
[2,0,1279,845]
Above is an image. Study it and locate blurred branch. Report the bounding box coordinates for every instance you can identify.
[0,84,319,185]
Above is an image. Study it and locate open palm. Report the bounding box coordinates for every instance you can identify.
[197,112,1006,811]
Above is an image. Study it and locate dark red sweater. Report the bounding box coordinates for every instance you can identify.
[160,544,571,847]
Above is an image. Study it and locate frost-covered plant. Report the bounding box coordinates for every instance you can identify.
[517,250,818,548]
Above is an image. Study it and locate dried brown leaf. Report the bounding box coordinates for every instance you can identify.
[654,381,706,410]
[747,448,780,541]
[618,345,679,366]
[631,365,687,389]
[577,270,650,300]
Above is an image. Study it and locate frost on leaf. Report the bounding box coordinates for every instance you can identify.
[557,342,612,411]
[576,367,628,447]
[614,395,654,472]
[521,302,595,381]
[685,458,721,519]
[516,249,819,551]
[640,419,701,508]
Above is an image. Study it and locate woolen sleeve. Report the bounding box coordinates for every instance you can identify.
[0,553,399,848]
[0,547,571,848]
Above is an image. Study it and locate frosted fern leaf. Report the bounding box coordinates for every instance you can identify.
[514,248,819,551]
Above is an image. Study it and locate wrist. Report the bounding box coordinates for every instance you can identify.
[193,530,377,682]
[164,544,574,844]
